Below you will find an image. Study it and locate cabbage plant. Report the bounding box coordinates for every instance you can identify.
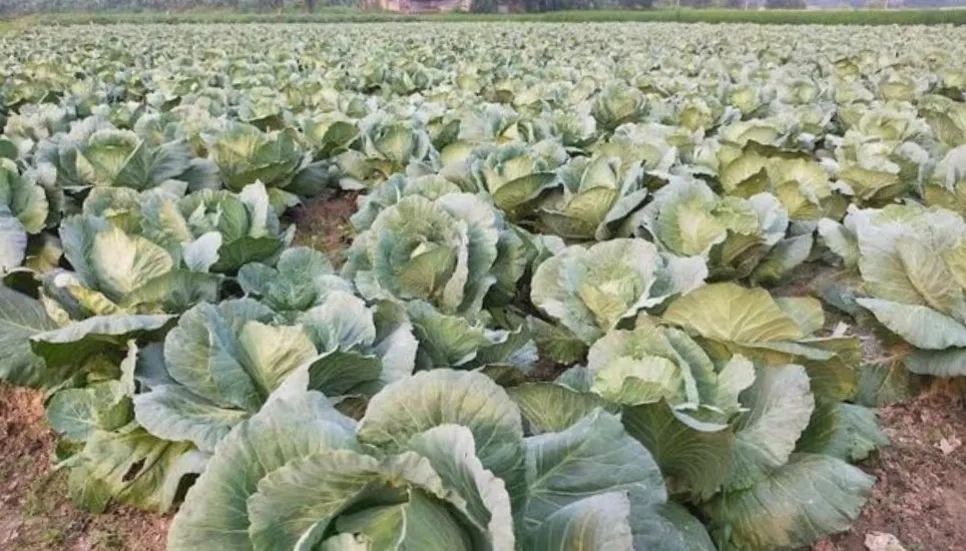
[238,246,353,317]
[335,113,437,189]
[79,180,292,275]
[344,188,534,370]
[830,204,966,377]
[343,191,521,317]
[41,340,208,514]
[825,129,929,206]
[74,128,194,190]
[635,177,804,281]
[203,122,307,203]
[531,238,706,344]
[133,293,417,453]
[168,369,713,551]
[2,103,70,158]
[592,83,647,131]
[465,141,568,218]
[514,283,883,550]
[0,159,49,270]
[535,155,648,240]
[54,213,217,317]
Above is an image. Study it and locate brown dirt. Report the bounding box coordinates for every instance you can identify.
[815,390,966,551]
[0,383,169,551]
[291,190,360,267]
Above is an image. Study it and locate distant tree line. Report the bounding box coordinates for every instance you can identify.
[471,0,654,11]
[466,0,808,9]
[9,0,951,17]
[464,0,830,11]
[0,0,353,16]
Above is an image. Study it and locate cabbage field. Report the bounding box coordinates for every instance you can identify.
[1,20,965,551]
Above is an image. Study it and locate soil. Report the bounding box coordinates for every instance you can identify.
[815,389,966,551]
[0,383,169,550]
[291,190,360,267]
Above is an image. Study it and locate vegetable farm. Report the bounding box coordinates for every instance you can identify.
[1,20,965,550]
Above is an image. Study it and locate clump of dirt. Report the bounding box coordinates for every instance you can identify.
[0,383,169,550]
[530,356,569,382]
[818,390,966,551]
[291,190,360,267]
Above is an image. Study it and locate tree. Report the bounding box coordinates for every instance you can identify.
[470,0,497,12]
[619,0,655,7]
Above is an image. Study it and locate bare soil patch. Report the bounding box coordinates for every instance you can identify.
[817,390,966,551]
[291,190,360,267]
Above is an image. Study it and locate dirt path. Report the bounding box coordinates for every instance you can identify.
[291,191,359,267]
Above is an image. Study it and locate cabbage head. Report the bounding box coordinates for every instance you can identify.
[467,141,568,218]
[204,122,306,195]
[133,293,417,453]
[536,155,648,240]
[344,191,521,318]
[168,369,712,551]
[592,83,647,131]
[335,113,436,189]
[75,128,194,190]
[835,204,966,377]
[344,187,534,370]
[531,238,706,344]
[0,159,49,270]
[238,246,353,318]
[636,177,802,281]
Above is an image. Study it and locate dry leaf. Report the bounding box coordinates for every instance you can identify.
[865,532,906,551]
[937,435,963,456]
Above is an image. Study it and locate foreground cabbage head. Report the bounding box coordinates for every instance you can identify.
[168,369,712,551]
[133,292,417,453]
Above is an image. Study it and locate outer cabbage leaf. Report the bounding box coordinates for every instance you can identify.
[702,454,874,551]
[0,285,59,387]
